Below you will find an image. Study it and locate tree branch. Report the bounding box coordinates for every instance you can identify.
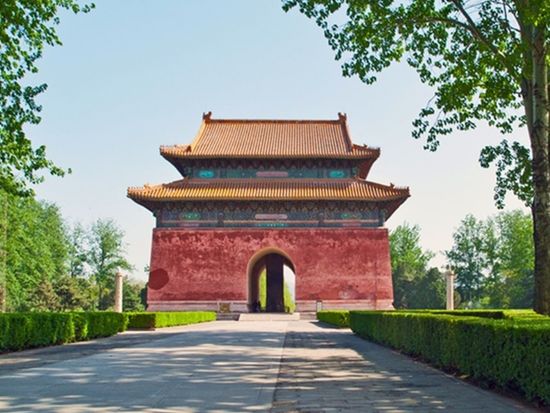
[447,0,517,76]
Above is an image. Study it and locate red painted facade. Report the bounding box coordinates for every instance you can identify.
[147,227,394,312]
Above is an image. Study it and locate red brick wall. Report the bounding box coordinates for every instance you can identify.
[147,228,394,311]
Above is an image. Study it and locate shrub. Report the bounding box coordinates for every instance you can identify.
[83,312,127,338]
[350,311,550,405]
[390,309,541,320]
[317,310,350,328]
[0,312,127,352]
[422,310,508,319]
[0,313,73,351]
[0,311,215,353]
[126,311,216,329]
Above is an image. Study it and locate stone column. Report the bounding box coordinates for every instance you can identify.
[114,272,123,313]
[445,269,455,310]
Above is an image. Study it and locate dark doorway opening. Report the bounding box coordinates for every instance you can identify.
[248,252,295,313]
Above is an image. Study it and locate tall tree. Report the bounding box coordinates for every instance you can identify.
[54,275,96,311]
[446,215,494,304]
[283,0,550,314]
[123,278,146,312]
[493,210,534,307]
[66,222,88,278]
[0,0,93,194]
[0,191,7,311]
[0,1,92,310]
[4,192,68,311]
[409,267,446,309]
[87,219,132,310]
[389,223,434,308]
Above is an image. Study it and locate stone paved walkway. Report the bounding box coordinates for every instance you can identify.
[272,322,537,413]
[0,321,540,412]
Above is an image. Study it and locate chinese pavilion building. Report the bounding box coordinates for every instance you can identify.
[128,112,409,313]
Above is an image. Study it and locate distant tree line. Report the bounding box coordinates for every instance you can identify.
[446,210,533,309]
[0,190,144,312]
[390,210,533,309]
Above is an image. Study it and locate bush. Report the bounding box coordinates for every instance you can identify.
[126,311,216,329]
[317,310,350,328]
[82,312,127,338]
[422,309,541,319]
[350,311,550,405]
[0,312,126,352]
[0,311,215,353]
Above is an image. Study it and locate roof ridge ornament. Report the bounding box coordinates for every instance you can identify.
[338,112,347,122]
[203,111,212,122]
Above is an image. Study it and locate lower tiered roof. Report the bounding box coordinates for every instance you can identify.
[128,178,409,218]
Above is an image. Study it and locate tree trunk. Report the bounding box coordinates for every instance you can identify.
[529,27,550,315]
[0,191,7,312]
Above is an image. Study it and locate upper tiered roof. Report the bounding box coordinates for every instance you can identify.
[160,112,379,160]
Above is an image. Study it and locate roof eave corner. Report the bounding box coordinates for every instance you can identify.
[127,188,157,212]
[127,187,141,202]
[384,191,410,220]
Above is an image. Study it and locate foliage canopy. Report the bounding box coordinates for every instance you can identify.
[283,0,550,314]
[0,0,93,194]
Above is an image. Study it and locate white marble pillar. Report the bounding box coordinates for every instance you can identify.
[445,269,455,310]
[114,272,123,313]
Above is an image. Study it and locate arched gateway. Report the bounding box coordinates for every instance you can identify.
[128,112,409,313]
[247,248,295,313]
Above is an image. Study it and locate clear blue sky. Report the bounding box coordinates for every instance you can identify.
[29,0,528,281]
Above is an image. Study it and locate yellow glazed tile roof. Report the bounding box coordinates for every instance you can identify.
[127,178,409,202]
[160,112,379,159]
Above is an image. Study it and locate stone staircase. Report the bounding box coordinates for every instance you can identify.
[238,313,301,321]
[215,312,318,321]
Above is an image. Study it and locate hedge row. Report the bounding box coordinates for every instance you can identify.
[421,309,541,320]
[0,311,217,353]
[350,311,550,405]
[315,309,540,327]
[317,310,350,328]
[0,312,126,352]
[126,311,216,329]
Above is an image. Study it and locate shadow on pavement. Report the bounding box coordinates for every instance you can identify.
[0,321,538,412]
[0,323,283,412]
[271,327,537,413]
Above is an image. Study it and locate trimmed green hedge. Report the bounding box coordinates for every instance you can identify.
[0,312,126,352]
[317,310,350,328]
[126,311,216,329]
[421,309,540,320]
[350,311,550,405]
[316,309,540,327]
[0,311,217,353]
